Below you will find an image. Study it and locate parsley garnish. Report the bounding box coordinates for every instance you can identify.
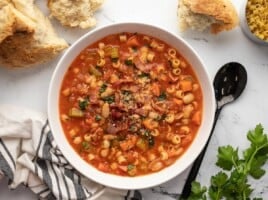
[95,115,102,121]
[122,90,132,95]
[140,129,154,147]
[82,141,90,150]
[127,164,135,171]
[111,58,119,63]
[99,83,107,93]
[137,73,150,78]
[129,125,138,133]
[78,97,89,111]
[124,59,133,66]
[101,95,115,104]
[185,124,268,200]
[158,91,167,101]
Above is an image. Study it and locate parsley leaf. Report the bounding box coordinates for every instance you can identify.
[101,95,115,104]
[187,182,207,200]
[158,91,167,101]
[99,83,107,93]
[216,145,238,171]
[78,97,89,111]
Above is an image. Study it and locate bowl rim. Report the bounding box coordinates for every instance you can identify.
[48,22,216,190]
[240,0,268,45]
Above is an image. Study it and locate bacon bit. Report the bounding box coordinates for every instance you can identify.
[121,85,139,93]
[88,128,103,146]
[125,152,136,163]
[134,108,148,117]
[151,101,166,113]
[106,122,128,135]
[112,78,134,88]
[106,123,119,134]
[103,68,115,81]
[110,104,128,112]
[118,165,128,172]
[119,135,137,151]
[126,35,140,47]
[133,57,154,73]
[85,118,93,125]
[111,109,123,120]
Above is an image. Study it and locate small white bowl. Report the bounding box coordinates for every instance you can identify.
[240,0,268,45]
[48,22,216,190]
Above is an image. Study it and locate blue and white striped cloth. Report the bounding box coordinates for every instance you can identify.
[0,105,142,200]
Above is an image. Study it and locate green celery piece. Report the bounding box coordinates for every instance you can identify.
[69,107,84,117]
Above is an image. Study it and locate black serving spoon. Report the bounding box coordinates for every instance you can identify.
[180,62,247,199]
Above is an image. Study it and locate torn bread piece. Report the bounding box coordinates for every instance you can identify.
[0,0,35,43]
[0,0,68,68]
[48,0,104,29]
[178,0,239,34]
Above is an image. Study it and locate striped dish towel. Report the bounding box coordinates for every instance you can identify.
[0,104,142,200]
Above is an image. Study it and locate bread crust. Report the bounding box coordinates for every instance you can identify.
[180,0,239,34]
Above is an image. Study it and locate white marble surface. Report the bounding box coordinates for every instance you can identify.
[1,0,268,199]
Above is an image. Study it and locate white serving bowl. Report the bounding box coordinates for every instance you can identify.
[48,22,216,190]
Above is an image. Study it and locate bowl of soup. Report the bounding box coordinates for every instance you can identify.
[48,22,216,190]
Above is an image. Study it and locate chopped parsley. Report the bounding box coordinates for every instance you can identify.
[82,141,90,150]
[137,72,150,78]
[78,97,89,111]
[121,90,132,95]
[124,59,133,66]
[140,129,154,148]
[127,164,135,171]
[101,95,115,104]
[129,125,138,133]
[157,91,167,101]
[95,115,102,121]
[99,83,107,93]
[111,57,119,63]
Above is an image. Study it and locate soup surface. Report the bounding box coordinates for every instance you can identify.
[59,32,203,176]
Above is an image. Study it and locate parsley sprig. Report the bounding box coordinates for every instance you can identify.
[185,124,268,200]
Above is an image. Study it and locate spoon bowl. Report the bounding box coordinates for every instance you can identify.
[214,62,247,109]
[181,62,247,198]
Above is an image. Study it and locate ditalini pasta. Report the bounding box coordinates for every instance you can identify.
[59,32,203,176]
[246,0,268,41]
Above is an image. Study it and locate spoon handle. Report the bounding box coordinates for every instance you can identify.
[180,108,221,199]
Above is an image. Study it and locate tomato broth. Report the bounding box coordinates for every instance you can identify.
[59,32,203,176]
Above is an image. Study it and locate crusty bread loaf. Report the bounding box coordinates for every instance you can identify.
[47,0,104,29]
[178,0,239,34]
[0,0,68,68]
